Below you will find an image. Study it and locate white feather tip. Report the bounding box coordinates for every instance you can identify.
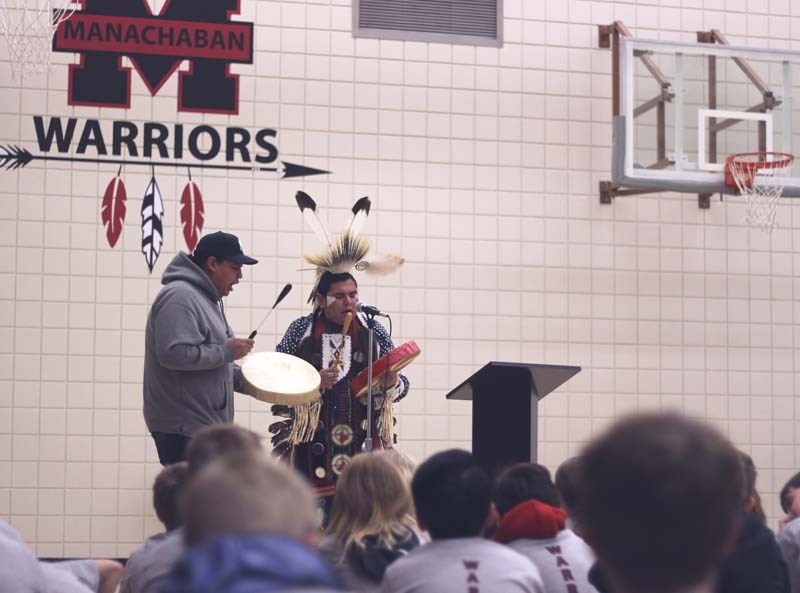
[356,253,404,276]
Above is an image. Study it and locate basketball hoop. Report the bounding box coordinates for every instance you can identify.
[0,0,76,80]
[725,151,794,232]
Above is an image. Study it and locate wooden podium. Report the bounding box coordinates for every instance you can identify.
[446,362,581,475]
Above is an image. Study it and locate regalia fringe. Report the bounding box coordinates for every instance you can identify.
[289,399,321,445]
[379,396,394,447]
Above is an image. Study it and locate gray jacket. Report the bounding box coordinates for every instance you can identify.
[143,252,236,435]
[120,529,184,593]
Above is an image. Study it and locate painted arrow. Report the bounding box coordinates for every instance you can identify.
[0,145,329,178]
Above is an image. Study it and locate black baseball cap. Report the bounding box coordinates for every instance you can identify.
[192,231,258,265]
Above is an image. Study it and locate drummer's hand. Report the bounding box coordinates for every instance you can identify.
[320,367,339,390]
[228,338,255,360]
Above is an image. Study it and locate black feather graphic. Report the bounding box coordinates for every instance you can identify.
[141,175,164,273]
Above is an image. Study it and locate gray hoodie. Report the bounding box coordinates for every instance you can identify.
[143,252,236,435]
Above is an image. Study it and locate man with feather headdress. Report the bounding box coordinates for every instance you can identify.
[271,193,409,503]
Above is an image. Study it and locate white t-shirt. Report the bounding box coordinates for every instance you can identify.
[506,529,599,593]
[380,537,544,593]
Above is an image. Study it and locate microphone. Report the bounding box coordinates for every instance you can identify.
[356,302,389,317]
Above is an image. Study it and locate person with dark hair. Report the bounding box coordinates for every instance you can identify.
[554,456,581,527]
[737,452,767,524]
[492,463,598,593]
[780,473,800,519]
[162,453,343,593]
[143,231,258,465]
[778,472,800,593]
[380,449,543,593]
[152,462,189,532]
[184,423,263,476]
[576,413,744,593]
[274,270,409,504]
[715,451,789,593]
[119,462,190,593]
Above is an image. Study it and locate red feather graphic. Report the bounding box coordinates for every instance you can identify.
[180,180,205,251]
[101,173,127,247]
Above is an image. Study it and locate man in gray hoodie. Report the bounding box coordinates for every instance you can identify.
[143,231,257,464]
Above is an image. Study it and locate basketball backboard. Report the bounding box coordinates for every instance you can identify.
[613,34,800,197]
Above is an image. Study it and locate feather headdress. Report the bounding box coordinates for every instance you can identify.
[296,191,404,304]
[274,192,407,453]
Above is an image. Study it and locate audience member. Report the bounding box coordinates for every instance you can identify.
[321,452,422,591]
[492,462,598,593]
[162,452,343,593]
[716,451,789,593]
[184,423,263,475]
[576,412,743,593]
[380,449,543,593]
[778,472,800,593]
[118,424,264,593]
[0,520,46,593]
[554,456,582,532]
[749,490,767,525]
[379,448,417,485]
[41,559,123,593]
[780,473,800,527]
[0,520,123,593]
[119,462,190,593]
[737,452,767,524]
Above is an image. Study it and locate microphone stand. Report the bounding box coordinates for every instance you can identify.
[361,310,377,452]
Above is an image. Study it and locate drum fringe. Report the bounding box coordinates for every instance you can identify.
[290,400,321,445]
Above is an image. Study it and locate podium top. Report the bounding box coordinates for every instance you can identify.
[446,361,581,402]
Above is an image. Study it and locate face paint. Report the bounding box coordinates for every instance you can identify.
[320,279,358,325]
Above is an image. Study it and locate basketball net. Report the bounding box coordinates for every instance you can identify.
[0,0,75,80]
[725,152,794,232]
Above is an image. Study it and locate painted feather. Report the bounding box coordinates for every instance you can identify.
[346,196,371,237]
[141,175,164,273]
[100,172,127,248]
[0,145,8,168]
[295,190,333,246]
[180,180,205,251]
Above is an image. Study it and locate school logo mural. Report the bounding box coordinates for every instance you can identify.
[1,0,330,272]
[51,0,253,113]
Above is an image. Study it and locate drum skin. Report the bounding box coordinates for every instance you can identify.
[241,351,321,405]
[350,340,420,398]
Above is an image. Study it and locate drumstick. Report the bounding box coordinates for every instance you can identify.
[248,283,293,339]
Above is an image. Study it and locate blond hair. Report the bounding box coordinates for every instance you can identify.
[326,452,418,557]
[182,452,319,546]
[378,448,417,485]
